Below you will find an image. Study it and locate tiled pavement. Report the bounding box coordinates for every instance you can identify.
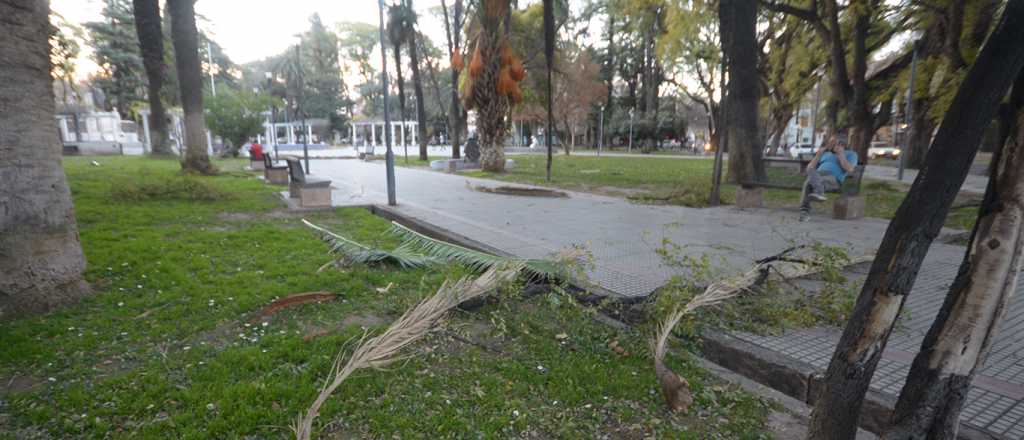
[298,158,1020,437]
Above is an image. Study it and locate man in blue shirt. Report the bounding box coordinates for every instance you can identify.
[799,133,859,222]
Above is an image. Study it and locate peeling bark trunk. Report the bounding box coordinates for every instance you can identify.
[168,0,214,174]
[133,0,172,156]
[885,71,1024,440]
[807,3,1024,439]
[0,0,90,319]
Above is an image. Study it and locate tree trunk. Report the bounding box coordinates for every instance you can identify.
[133,0,172,155]
[807,3,1024,439]
[441,0,462,159]
[0,0,89,319]
[406,15,429,162]
[906,98,936,170]
[884,70,1024,440]
[168,0,214,174]
[472,0,510,172]
[720,0,765,184]
[393,41,407,151]
[848,0,874,158]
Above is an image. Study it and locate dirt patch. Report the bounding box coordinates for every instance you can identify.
[340,313,387,329]
[467,182,569,198]
[215,209,308,222]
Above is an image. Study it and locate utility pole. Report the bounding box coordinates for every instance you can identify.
[295,42,309,174]
[378,0,397,206]
[598,106,604,156]
[899,42,918,181]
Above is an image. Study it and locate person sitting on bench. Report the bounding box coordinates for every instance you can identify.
[799,132,859,222]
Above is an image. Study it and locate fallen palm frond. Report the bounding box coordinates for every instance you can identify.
[250,292,338,323]
[302,219,438,269]
[293,264,522,440]
[386,222,575,280]
[650,247,874,412]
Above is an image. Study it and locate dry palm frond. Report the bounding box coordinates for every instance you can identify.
[650,250,875,412]
[302,219,438,269]
[386,221,570,281]
[293,264,521,440]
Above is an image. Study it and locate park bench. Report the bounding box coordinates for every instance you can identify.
[763,156,810,173]
[738,165,866,220]
[283,156,332,208]
[263,153,289,185]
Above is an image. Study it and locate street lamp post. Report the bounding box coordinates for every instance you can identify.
[378,0,397,206]
[294,40,310,174]
[598,106,604,157]
[264,72,277,158]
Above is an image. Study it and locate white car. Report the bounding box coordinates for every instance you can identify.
[868,142,901,159]
[789,143,815,159]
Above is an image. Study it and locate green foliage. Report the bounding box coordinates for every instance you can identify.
[1,156,774,439]
[204,89,275,156]
[84,0,145,116]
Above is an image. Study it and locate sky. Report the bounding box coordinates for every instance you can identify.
[51,0,457,81]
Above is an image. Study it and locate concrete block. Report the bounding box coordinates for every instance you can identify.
[833,195,865,220]
[250,160,265,171]
[289,182,300,198]
[299,186,331,208]
[264,167,288,185]
[735,187,764,208]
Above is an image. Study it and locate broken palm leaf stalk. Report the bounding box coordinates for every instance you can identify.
[386,221,570,281]
[302,219,439,269]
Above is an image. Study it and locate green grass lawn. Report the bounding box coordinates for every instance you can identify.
[459,154,979,231]
[0,156,777,439]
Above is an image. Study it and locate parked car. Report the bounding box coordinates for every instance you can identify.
[789,143,816,159]
[868,142,901,159]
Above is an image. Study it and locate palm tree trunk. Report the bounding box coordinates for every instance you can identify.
[393,42,407,151]
[133,0,172,155]
[472,0,510,172]
[168,0,214,174]
[885,70,1024,440]
[0,0,89,319]
[407,17,429,162]
[807,3,1024,438]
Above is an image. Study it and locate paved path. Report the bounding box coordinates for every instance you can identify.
[301,159,1021,438]
[864,164,990,194]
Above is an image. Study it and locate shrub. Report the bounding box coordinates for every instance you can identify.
[111,175,233,202]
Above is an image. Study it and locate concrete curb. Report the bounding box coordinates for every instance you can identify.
[700,330,1005,440]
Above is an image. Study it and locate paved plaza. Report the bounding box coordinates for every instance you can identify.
[301,158,1020,438]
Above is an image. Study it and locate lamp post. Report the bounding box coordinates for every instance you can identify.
[598,105,604,157]
[294,37,310,174]
[378,0,397,206]
[264,72,277,158]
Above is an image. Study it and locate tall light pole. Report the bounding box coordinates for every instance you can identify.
[598,105,604,156]
[810,77,820,149]
[265,72,277,158]
[294,40,310,174]
[378,0,397,206]
[207,40,216,97]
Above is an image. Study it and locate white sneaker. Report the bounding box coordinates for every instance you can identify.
[809,193,827,202]
[799,212,811,222]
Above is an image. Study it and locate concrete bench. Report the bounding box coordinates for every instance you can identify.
[739,165,866,220]
[283,157,332,208]
[263,154,288,185]
[249,155,265,171]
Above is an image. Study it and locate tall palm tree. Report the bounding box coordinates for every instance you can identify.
[133,0,173,155]
[1,0,89,318]
[470,0,511,172]
[168,0,214,174]
[440,0,464,159]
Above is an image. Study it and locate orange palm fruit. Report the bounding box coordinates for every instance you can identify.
[497,67,515,95]
[451,52,464,71]
[499,42,514,66]
[469,45,484,78]
[509,57,525,81]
